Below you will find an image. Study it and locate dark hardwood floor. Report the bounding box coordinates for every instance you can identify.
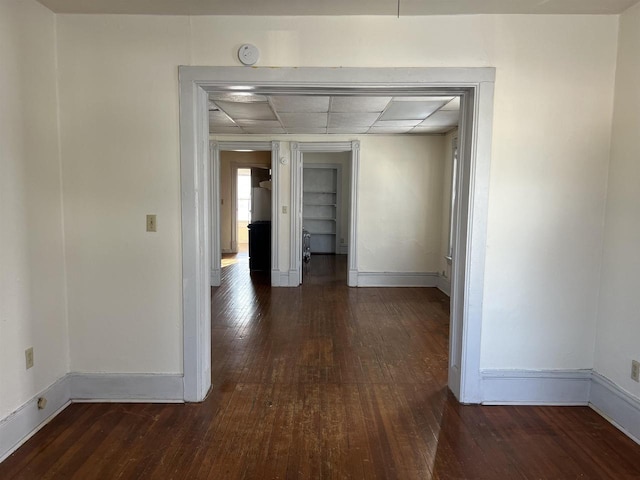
[1,253,639,479]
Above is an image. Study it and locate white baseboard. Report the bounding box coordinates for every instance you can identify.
[68,373,184,402]
[210,268,221,287]
[0,375,71,463]
[590,372,640,444]
[338,245,348,255]
[0,372,184,462]
[481,369,592,405]
[272,270,298,287]
[437,276,451,296]
[288,269,300,287]
[4,370,639,463]
[348,269,358,287]
[356,271,439,287]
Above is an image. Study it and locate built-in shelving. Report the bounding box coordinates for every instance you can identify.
[302,165,339,254]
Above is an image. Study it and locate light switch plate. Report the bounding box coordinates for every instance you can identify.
[146,214,157,232]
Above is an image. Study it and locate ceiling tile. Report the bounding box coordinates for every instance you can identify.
[208,111,236,126]
[412,126,455,134]
[392,96,453,102]
[209,126,244,134]
[380,100,447,121]
[240,127,286,134]
[270,96,330,113]
[368,126,414,134]
[286,128,327,134]
[215,101,276,120]
[373,120,421,127]
[330,96,392,113]
[209,93,268,103]
[418,110,460,126]
[234,119,282,128]
[278,113,328,128]
[327,127,370,134]
[441,97,461,111]
[328,112,380,128]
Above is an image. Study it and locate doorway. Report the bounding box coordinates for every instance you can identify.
[209,141,281,288]
[290,142,360,287]
[179,67,495,403]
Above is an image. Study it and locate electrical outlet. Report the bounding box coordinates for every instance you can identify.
[632,360,640,382]
[146,214,157,232]
[25,347,34,370]
[282,206,288,214]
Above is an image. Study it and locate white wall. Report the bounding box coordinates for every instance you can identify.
[0,0,68,418]
[595,2,640,400]
[56,14,618,375]
[57,16,189,374]
[357,136,445,272]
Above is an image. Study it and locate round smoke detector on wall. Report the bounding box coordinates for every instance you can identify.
[238,44,259,66]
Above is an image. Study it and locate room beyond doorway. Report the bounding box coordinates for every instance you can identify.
[300,151,352,285]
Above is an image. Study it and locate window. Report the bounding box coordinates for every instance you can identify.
[237,168,251,222]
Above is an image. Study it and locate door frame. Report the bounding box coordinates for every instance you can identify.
[179,66,495,403]
[290,142,359,287]
[210,141,280,287]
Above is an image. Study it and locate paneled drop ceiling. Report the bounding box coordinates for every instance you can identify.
[209,94,460,135]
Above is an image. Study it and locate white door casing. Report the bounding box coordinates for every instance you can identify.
[179,66,495,404]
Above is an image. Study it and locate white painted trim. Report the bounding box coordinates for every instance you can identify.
[68,373,184,403]
[210,142,222,287]
[437,275,451,296]
[3,370,639,463]
[271,270,295,287]
[210,269,220,286]
[356,271,439,287]
[270,141,281,284]
[449,80,495,403]
[0,372,185,462]
[180,78,211,402]
[0,376,70,463]
[348,141,360,288]
[179,66,496,403]
[590,372,640,444]
[290,141,360,287]
[290,142,302,286]
[481,369,591,405]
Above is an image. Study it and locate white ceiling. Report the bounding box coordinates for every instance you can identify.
[36,0,639,15]
[209,94,460,135]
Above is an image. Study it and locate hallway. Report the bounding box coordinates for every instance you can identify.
[1,254,640,478]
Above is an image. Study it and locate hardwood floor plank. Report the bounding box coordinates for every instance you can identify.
[1,253,639,479]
